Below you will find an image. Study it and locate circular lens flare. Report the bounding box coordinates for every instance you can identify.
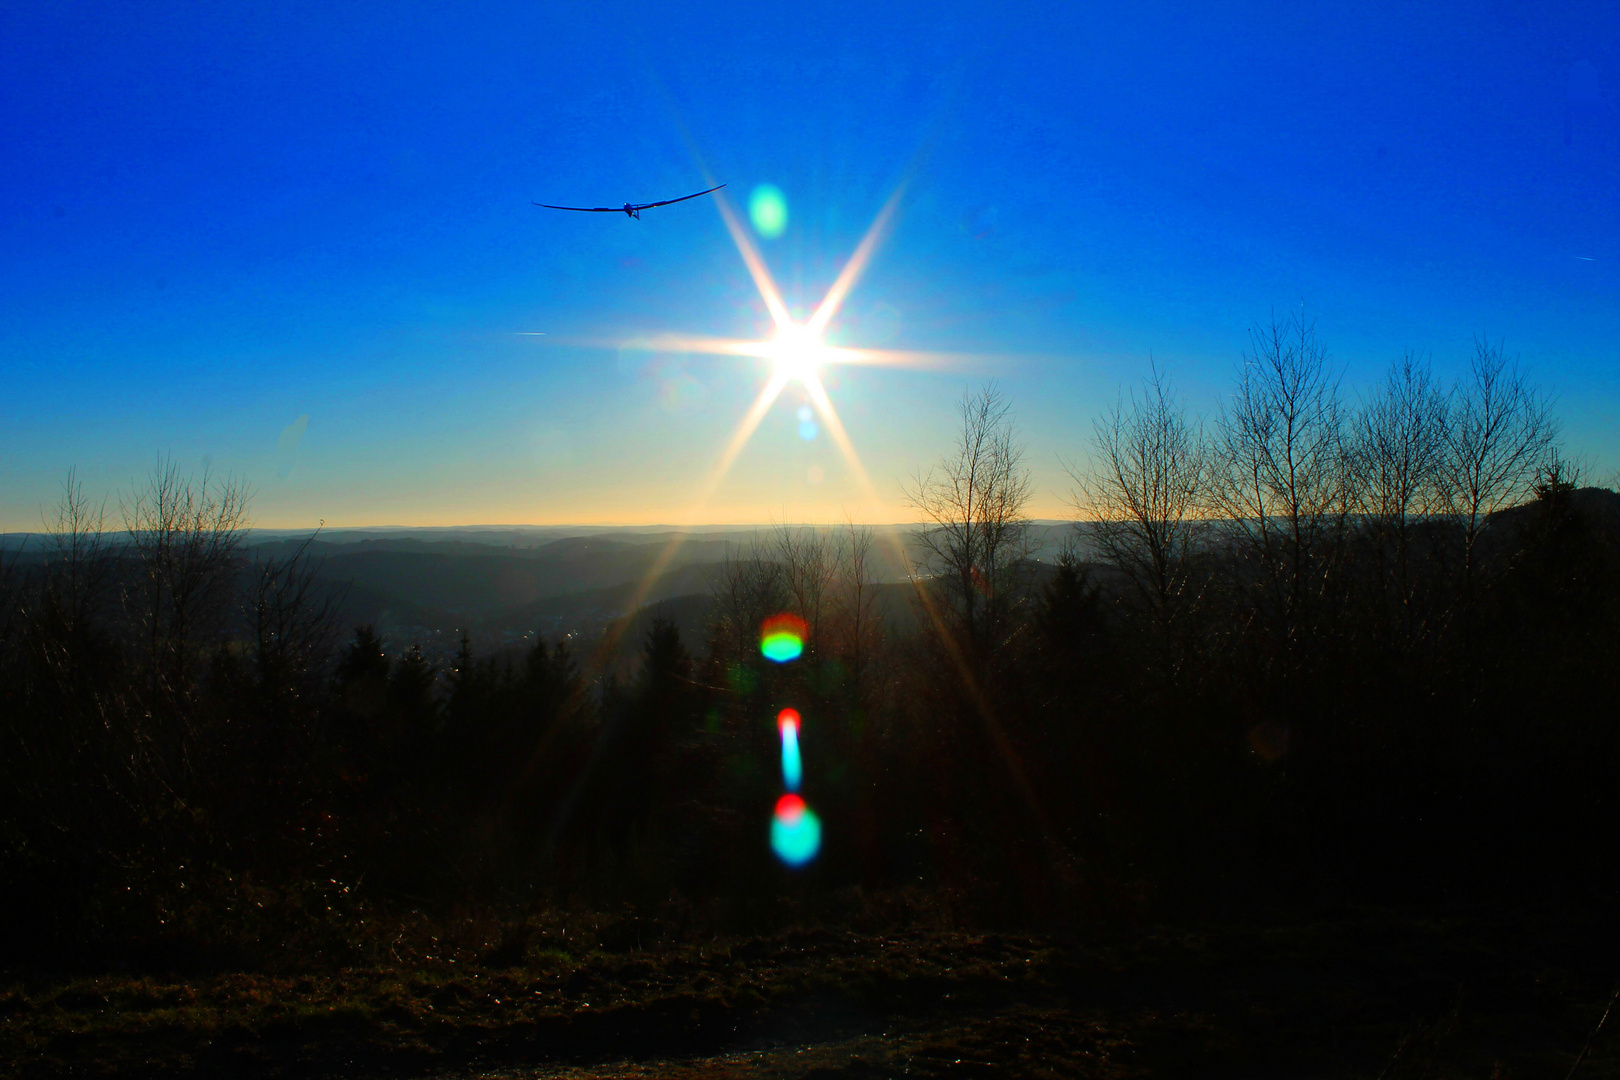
[749,184,788,238]
[760,613,807,663]
[771,793,821,866]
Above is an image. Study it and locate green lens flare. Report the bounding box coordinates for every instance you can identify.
[760,613,808,663]
[761,632,803,663]
[749,184,788,239]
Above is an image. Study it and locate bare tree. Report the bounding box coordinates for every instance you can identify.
[1211,313,1349,645]
[1349,353,1450,644]
[121,458,252,699]
[246,525,345,697]
[774,524,836,662]
[1438,338,1557,598]
[708,534,786,660]
[1078,365,1209,646]
[906,384,1035,659]
[831,518,884,699]
[39,468,113,643]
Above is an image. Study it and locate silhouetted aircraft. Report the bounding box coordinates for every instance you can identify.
[533,184,726,219]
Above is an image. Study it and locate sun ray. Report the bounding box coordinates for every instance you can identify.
[805,184,905,338]
[530,332,981,375]
[529,373,794,852]
[798,375,877,500]
[818,346,975,370]
[799,374,1036,815]
[797,374,931,611]
[805,384,1061,853]
[610,368,791,619]
[620,335,967,372]
[617,332,788,358]
[712,190,792,331]
[691,370,793,513]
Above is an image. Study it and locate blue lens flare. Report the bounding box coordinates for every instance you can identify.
[778,708,802,791]
[771,794,821,866]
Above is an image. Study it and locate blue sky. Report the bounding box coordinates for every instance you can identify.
[2,1,1616,528]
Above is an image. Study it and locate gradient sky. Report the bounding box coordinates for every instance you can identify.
[2,1,1617,530]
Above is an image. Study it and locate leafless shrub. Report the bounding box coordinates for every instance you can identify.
[1439,338,1558,596]
[906,384,1034,658]
[1077,365,1209,647]
[39,467,114,643]
[708,534,786,658]
[1349,353,1450,643]
[1211,313,1350,644]
[246,526,345,697]
[121,457,251,700]
[774,523,835,661]
[830,519,885,698]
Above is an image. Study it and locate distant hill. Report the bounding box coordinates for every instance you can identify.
[1484,486,1620,534]
[2,521,1093,667]
[302,535,740,615]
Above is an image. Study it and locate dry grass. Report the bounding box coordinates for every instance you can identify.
[2,907,1618,1079]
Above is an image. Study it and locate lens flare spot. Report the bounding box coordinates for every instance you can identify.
[749,184,788,239]
[797,405,819,440]
[778,708,802,791]
[807,464,825,485]
[275,414,309,480]
[760,613,807,663]
[771,793,821,866]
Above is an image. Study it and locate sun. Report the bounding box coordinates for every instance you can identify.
[588,181,931,543]
[763,324,827,383]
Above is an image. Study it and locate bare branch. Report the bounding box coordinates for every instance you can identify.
[1210,312,1350,643]
[1439,338,1558,591]
[1076,363,1209,636]
[905,384,1034,656]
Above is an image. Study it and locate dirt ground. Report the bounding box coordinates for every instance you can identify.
[4,907,1619,1079]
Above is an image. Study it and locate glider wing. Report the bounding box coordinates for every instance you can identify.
[628,183,728,211]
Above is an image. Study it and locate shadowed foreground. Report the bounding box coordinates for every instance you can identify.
[3,907,1617,1079]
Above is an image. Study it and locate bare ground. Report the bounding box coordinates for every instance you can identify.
[4,907,1619,1079]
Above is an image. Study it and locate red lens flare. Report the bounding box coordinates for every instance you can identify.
[760,613,808,663]
[774,793,806,823]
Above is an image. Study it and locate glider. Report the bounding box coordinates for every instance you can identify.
[533,183,726,219]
